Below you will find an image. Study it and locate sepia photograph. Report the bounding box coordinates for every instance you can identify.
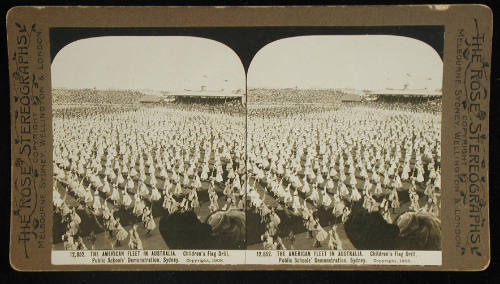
[51,34,443,253]
[245,35,442,251]
[51,36,247,251]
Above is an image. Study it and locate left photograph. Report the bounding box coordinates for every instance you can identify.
[51,36,247,251]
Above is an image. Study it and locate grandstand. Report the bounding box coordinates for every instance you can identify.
[171,87,245,104]
[339,93,364,102]
[367,89,442,103]
[138,95,163,104]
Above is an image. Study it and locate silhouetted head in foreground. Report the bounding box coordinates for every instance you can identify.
[206,210,246,249]
[344,203,441,250]
[159,210,246,249]
[394,211,441,250]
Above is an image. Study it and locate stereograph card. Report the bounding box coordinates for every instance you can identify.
[7,5,492,271]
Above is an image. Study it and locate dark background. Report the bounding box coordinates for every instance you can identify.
[1,0,498,283]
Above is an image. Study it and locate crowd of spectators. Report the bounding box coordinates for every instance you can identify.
[52,88,145,105]
[248,88,342,105]
[248,88,441,114]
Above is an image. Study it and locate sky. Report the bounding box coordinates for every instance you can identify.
[51,36,246,92]
[247,35,443,91]
[52,35,443,92]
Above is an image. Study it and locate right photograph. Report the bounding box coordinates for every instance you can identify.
[246,35,442,251]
